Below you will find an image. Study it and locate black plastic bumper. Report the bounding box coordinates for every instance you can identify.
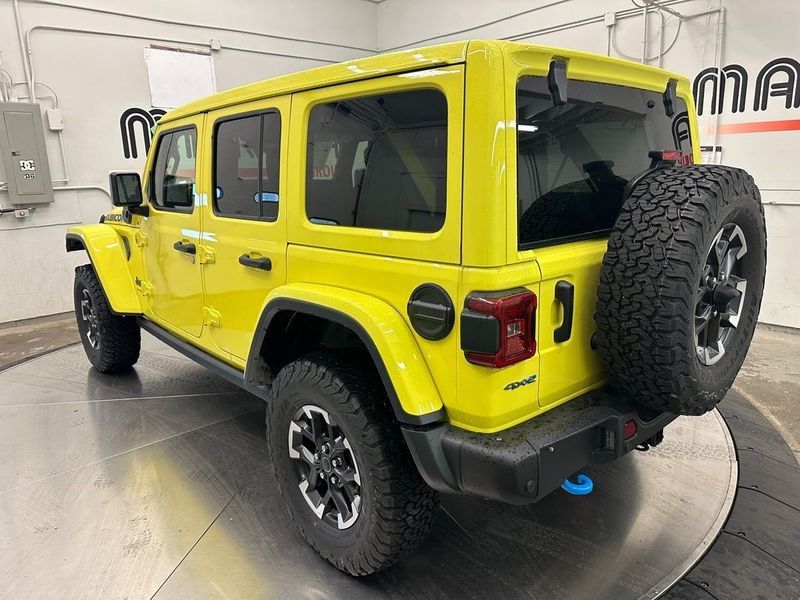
[401,391,677,505]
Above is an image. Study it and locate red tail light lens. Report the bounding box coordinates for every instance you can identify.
[654,150,694,166]
[464,290,537,368]
[624,419,637,440]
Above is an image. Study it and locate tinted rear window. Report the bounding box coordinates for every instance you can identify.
[517,76,691,248]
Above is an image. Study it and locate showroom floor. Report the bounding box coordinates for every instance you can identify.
[0,316,797,599]
[2,315,798,465]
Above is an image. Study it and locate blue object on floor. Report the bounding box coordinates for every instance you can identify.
[561,473,594,495]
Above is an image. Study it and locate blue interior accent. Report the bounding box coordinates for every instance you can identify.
[561,473,593,495]
[254,192,279,203]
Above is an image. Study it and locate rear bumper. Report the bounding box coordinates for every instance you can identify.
[401,391,677,504]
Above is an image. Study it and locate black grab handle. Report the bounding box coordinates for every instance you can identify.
[239,254,272,271]
[173,240,196,255]
[553,280,574,343]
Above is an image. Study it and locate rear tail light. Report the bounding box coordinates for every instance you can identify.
[461,289,537,368]
[649,150,693,166]
[624,419,637,440]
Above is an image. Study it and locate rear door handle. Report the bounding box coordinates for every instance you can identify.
[553,280,574,343]
[238,254,272,271]
[173,240,196,255]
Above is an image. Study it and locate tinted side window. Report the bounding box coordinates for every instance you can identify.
[305,88,447,233]
[151,128,196,210]
[214,112,281,220]
[215,116,260,218]
[516,76,691,248]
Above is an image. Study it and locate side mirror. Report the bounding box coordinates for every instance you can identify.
[109,171,143,208]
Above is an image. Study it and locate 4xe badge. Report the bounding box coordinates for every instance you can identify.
[504,374,537,391]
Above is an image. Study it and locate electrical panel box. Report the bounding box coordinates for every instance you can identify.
[0,102,54,205]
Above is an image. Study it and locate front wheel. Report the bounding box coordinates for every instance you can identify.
[266,353,438,575]
[73,264,140,373]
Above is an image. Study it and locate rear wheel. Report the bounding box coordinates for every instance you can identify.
[595,165,766,415]
[73,264,140,373]
[266,353,438,575]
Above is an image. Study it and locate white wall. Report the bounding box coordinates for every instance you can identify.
[2,0,799,329]
[0,0,376,322]
[377,0,800,329]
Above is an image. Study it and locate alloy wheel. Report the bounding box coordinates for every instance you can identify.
[695,223,748,366]
[80,288,101,350]
[288,404,362,529]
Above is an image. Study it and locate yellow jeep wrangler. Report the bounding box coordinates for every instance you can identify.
[66,40,766,575]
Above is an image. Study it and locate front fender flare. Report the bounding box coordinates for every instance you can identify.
[66,225,141,315]
[247,283,446,426]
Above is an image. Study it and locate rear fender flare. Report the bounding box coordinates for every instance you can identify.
[247,284,446,426]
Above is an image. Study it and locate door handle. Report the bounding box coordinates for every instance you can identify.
[173,240,196,255]
[239,254,272,271]
[553,280,574,343]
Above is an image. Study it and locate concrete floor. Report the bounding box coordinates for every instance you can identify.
[0,312,78,371]
[0,333,739,600]
[1,314,798,464]
[733,324,800,464]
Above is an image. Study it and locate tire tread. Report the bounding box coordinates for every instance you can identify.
[266,352,438,575]
[74,264,140,372]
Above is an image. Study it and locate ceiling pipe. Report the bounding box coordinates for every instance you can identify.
[641,3,649,64]
[11,0,35,101]
[24,24,340,107]
[24,0,376,54]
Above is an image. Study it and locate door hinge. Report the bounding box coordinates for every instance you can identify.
[198,244,216,265]
[134,231,148,247]
[203,306,222,327]
[134,276,154,296]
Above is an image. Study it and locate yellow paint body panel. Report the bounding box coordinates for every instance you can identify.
[256,282,445,417]
[73,40,702,432]
[66,223,142,314]
[202,96,291,362]
[159,42,470,126]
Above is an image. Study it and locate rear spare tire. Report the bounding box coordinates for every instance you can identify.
[595,165,766,415]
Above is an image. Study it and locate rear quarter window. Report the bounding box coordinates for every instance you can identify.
[305,88,447,233]
[516,76,691,249]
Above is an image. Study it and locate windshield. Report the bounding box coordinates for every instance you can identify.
[516,76,691,249]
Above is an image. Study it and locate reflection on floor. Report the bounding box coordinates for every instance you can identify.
[0,334,736,599]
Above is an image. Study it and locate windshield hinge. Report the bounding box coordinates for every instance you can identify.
[203,306,222,327]
[197,244,216,265]
[134,231,148,247]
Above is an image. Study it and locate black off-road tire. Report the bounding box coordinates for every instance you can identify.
[73,264,140,373]
[266,353,439,575]
[595,165,766,415]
